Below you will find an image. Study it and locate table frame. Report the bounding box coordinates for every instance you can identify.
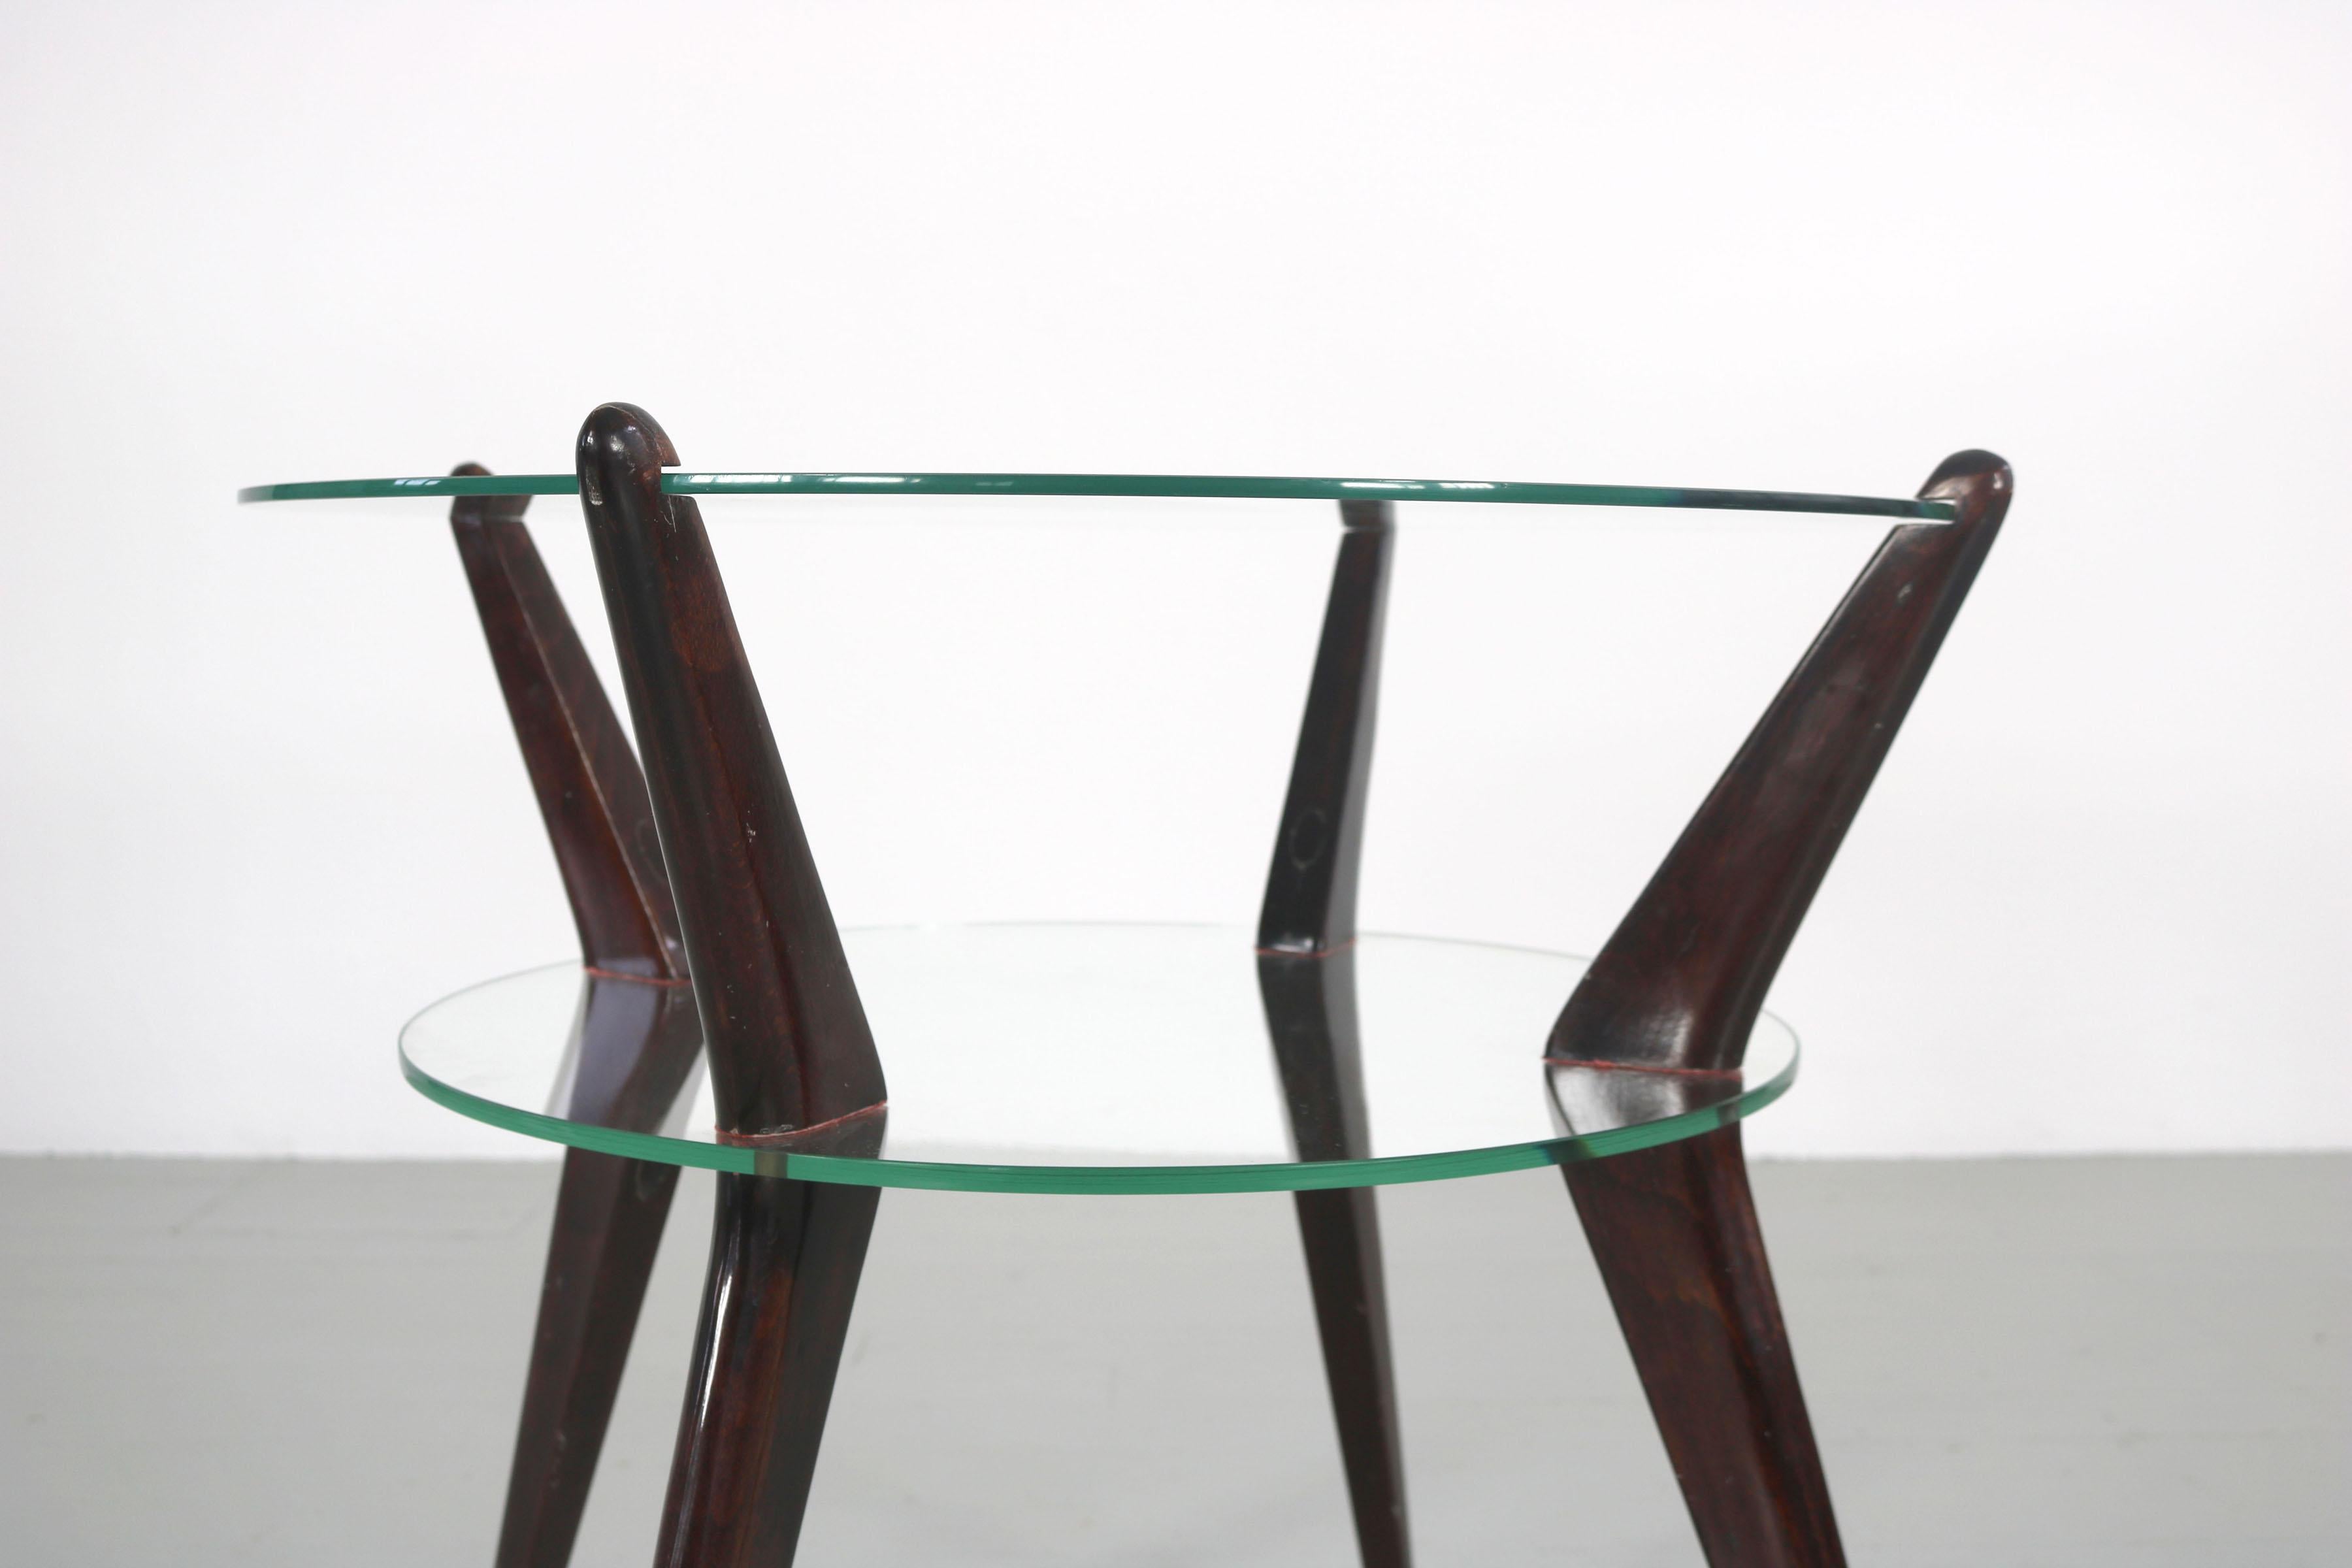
[441,405,2008,1568]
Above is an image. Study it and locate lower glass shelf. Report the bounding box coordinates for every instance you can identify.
[400,924,1797,1195]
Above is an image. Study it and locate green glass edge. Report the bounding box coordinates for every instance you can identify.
[242,471,1954,521]
[397,1037,1798,1196]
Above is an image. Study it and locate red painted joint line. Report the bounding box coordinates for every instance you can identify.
[583,965,694,988]
[714,1100,889,1148]
[1542,1055,1744,1080]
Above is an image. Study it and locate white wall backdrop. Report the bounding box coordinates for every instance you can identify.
[1,0,2345,1158]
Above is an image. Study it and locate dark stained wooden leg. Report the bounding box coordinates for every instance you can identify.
[572,409,884,1141]
[448,473,688,985]
[448,472,699,1568]
[1292,1188,1407,1566]
[1545,453,2014,1567]
[497,976,702,1568]
[653,1175,879,1568]
[1546,453,2014,1074]
[1258,502,1392,959]
[1563,1125,1841,1568]
[1259,502,1409,1568]
[499,1148,679,1566]
[573,406,889,1568]
[1262,951,1409,1568]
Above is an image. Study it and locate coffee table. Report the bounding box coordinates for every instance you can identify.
[242,409,2009,1568]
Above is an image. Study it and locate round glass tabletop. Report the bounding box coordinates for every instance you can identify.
[239,470,1953,520]
[400,924,1797,1195]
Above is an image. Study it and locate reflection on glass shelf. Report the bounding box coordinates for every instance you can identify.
[400,924,1797,1194]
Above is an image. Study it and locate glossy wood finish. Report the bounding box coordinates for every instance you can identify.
[1257,501,1409,1568]
[653,1174,879,1568]
[498,1120,687,1568]
[572,406,883,1568]
[449,472,688,981]
[573,409,885,1143]
[1553,452,2012,1568]
[1567,1125,1838,1568]
[448,472,702,1568]
[1548,451,2013,1075]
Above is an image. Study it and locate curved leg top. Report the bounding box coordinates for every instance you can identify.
[1550,451,2010,1072]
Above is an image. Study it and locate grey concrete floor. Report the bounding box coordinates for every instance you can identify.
[0,1154,2344,1566]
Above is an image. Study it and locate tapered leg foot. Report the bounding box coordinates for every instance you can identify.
[495,1148,681,1568]
[1294,1185,1411,1568]
[1260,949,1412,1568]
[655,1173,878,1568]
[1563,1124,1844,1568]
